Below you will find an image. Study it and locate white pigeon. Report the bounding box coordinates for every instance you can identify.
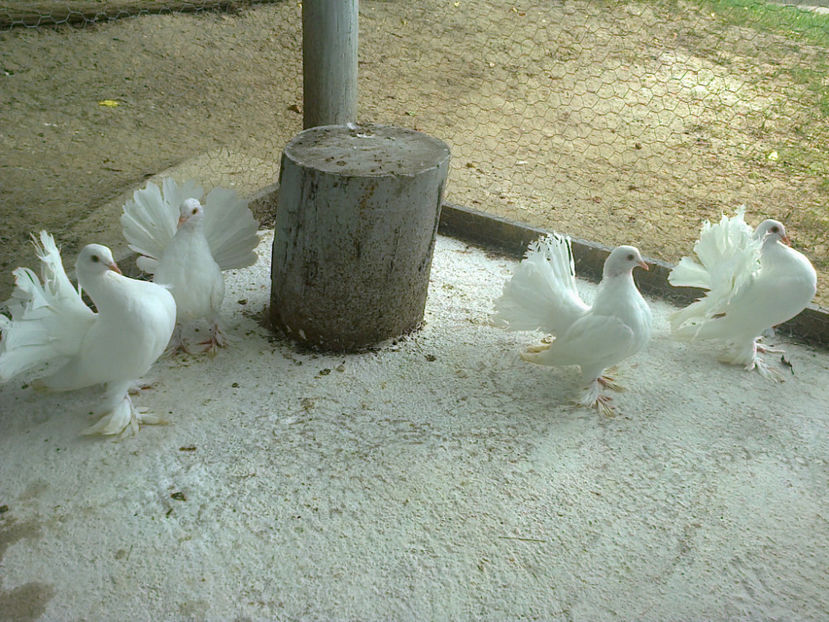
[120,178,259,354]
[0,232,176,435]
[493,233,653,415]
[668,207,817,379]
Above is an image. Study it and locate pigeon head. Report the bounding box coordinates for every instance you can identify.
[755,219,791,246]
[76,244,121,278]
[177,198,205,229]
[603,245,648,278]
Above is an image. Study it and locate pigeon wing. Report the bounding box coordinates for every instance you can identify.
[523,312,635,376]
[552,313,635,369]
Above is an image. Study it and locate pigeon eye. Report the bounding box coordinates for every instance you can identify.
[192,207,198,215]
[627,253,634,261]
[91,255,99,263]
[771,226,779,233]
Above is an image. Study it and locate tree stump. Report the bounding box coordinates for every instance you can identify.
[270,124,451,351]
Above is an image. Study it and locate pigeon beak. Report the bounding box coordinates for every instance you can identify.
[781,234,792,246]
[638,260,649,271]
[108,261,122,275]
[177,215,187,228]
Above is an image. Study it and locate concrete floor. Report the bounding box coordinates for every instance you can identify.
[1,231,827,621]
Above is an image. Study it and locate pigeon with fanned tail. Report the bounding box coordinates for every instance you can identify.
[493,233,652,415]
[120,178,259,354]
[668,207,816,380]
[0,232,176,435]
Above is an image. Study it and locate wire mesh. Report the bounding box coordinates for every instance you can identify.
[1,0,827,305]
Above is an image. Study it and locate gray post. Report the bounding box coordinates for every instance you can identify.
[302,0,358,129]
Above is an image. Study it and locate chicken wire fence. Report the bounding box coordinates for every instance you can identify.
[1,0,827,304]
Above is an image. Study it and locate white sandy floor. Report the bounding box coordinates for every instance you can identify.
[1,232,827,621]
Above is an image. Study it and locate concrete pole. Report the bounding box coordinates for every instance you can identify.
[302,0,358,129]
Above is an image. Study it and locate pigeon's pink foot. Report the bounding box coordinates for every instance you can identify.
[576,378,616,417]
[598,374,625,392]
[740,341,785,382]
[199,323,227,356]
[166,343,190,356]
[83,394,167,436]
[595,394,617,417]
[128,379,156,395]
[577,379,619,416]
[756,342,785,355]
[577,380,600,406]
[164,325,190,357]
[749,355,785,383]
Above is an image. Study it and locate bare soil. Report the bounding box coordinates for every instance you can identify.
[1,0,827,305]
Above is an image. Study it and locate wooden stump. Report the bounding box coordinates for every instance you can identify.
[270,124,451,351]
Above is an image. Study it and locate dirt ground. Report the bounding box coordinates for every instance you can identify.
[0,0,827,305]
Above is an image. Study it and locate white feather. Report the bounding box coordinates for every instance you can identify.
[120,178,259,353]
[669,209,817,378]
[493,234,652,412]
[121,178,258,273]
[203,186,260,270]
[162,177,204,217]
[492,233,589,334]
[668,206,760,315]
[120,181,178,272]
[0,232,177,434]
[121,178,259,353]
[0,232,94,382]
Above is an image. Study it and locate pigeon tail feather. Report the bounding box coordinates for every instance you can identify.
[492,233,589,335]
[162,177,203,213]
[120,180,178,271]
[667,256,711,290]
[203,186,260,270]
[0,232,94,383]
[668,207,763,338]
[121,178,258,274]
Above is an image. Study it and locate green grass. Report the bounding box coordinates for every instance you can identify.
[692,0,829,118]
[684,1,829,213]
[695,0,829,48]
